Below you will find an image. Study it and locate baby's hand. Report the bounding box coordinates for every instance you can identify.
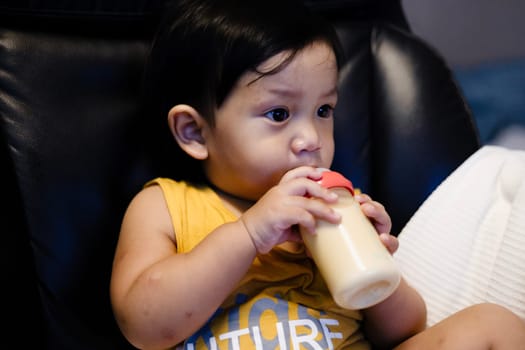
[240,167,341,254]
[355,193,398,254]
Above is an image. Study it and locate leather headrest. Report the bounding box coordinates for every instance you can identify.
[0,0,166,34]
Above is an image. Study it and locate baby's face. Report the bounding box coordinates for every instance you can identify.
[204,41,338,201]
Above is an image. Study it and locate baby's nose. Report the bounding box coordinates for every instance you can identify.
[291,125,321,154]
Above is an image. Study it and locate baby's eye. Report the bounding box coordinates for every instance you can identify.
[317,104,333,118]
[264,108,290,122]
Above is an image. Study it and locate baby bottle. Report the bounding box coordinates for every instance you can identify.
[301,169,401,310]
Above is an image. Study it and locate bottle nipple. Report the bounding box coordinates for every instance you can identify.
[317,170,354,195]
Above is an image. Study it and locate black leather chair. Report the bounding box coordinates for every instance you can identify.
[0,0,479,348]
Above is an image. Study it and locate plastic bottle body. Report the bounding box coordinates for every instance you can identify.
[302,187,401,310]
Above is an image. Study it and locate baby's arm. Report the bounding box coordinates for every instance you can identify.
[110,185,258,349]
[110,167,340,349]
[356,194,427,349]
[362,278,427,349]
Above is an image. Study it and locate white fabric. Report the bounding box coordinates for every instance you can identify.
[394,145,525,326]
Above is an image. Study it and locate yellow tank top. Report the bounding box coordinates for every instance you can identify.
[147,178,369,350]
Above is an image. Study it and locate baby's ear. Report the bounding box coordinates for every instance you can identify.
[167,104,208,160]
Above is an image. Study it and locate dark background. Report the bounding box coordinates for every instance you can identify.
[403,0,525,149]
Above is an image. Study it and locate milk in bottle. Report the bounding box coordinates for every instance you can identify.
[301,170,401,309]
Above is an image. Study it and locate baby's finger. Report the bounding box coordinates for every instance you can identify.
[295,196,341,234]
[378,233,399,254]
[280,166,324,184]
[282,176,339,205]
[354,193,371,204]
[360,200,391,234]
[359,200,385,219]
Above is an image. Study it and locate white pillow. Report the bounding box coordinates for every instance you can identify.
[394,145,525,326]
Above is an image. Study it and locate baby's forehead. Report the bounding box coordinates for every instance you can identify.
[234,67,338,107]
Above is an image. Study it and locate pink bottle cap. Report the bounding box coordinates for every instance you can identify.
[317,170,354,195]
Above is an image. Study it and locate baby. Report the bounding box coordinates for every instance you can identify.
[110,0,525,349]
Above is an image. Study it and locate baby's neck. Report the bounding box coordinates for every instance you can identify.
[211,184,253,217]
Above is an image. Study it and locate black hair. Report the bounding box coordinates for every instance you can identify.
[143,0,343,183]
